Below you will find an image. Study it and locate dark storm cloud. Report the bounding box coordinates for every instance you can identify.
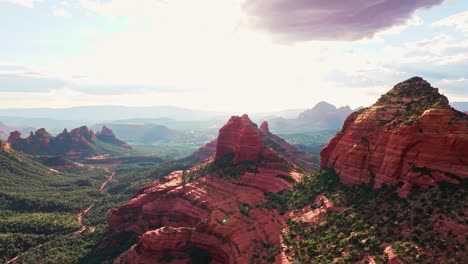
[243,0,445,41]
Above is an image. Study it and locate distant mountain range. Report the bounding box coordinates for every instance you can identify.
[266,101,358,134]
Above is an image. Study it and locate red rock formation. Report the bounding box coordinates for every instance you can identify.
[188,138,217,162]
[0,139,11,151]
[7,131,22,142]
[320,77,468,197]
[108,115,317,264]
[7,125,131,159]
[216,114,265,164]
[110,170,292,264]
[214,115,316,170]
[259,120,318,172]
[259,121,270,134]
[96,126,132,149]
[8,129,52,154]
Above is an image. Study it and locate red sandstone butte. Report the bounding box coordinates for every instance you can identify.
[108,115,316,264]
[215,114,265,164]
[320,77,468,197]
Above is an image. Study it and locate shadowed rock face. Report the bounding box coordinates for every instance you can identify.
[108,115,316,264]
[320,77,468,197]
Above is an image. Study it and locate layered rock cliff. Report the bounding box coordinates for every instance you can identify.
[320,77,468,197]
[108,115,316,264]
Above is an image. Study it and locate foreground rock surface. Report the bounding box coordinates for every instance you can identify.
[320,77,468,196]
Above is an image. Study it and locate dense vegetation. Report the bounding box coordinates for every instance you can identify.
[0,147,109,262]
[267,170,467,263]
[4,148,199,263]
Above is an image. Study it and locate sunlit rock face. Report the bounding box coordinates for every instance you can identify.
[321,77,468,197]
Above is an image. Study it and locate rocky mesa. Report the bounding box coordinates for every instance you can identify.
[320,77,468,197]
[108,115,316,264]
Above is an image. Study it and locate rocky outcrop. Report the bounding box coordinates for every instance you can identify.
[108,115,317,264]
[216,115,265,164]
[8,128,52,155]
[8,126,131,159]
[320,77,468,197]
[96,126,132,149]
[259,120,318,171]
[214,115,316,171]
[110,171,291,264]
[0,139,11,152]
[186,138,217,162]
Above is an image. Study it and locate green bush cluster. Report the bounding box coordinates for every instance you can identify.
[277,170,467,263]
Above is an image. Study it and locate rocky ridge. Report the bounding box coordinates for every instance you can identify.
[7,126,130,159]
[320,77,468,197]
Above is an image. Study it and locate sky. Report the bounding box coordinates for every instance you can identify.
[0,0,467,112]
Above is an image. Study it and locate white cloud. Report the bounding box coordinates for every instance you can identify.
[406,34,455,55]
[19,1,435,110]
[433,10,468,35]
[437,77,468,85]
[3,0,41,8]
[53,8,71,17]
[3,0,466,111]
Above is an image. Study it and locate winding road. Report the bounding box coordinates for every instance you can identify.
[7,168,115,264]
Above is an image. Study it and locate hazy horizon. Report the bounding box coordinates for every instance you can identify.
[1,0,468,112]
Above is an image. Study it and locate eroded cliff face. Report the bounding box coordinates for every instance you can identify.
[320,77,468,197]
[108,115,315,264]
